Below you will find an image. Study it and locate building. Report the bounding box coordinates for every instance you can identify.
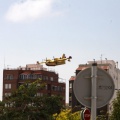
[3,64,65,104]
[69,60,120,115]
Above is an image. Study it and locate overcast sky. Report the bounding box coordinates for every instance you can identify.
[0,0,120,102]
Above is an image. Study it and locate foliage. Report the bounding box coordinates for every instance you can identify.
[0,79,63,120]
[53,109,81,120]
[109,91,120,120]
[96,110,108,120]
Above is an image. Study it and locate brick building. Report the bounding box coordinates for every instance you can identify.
[3,64,65,104]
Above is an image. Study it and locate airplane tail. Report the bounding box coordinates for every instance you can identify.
[62,54,66,58]
[68,56,72,61]
[36,61,40,64]
[69,56,72,59]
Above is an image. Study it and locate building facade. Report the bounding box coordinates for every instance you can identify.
[3,64,65,104]
[69,60,120,115]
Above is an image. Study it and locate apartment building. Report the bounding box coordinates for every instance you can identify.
[69,60,120,115]
[3,64,65,104]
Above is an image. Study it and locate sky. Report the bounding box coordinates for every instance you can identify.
[0,0,120,102]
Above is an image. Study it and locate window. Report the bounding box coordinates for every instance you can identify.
[54,86,58,91]
[45,85,47,90]
[69,101,72,106]
[60,86,63,91]
[69,93,72,98]
[19,74,26,80]
[24,75,27,79]
[58,86,62,92]
[51,85,55,91]
[28,74,31,79]
[6,74,13,80]
[47,84,51,90]
[33,74,37,79]
[51,85,58,91]
[50,77,54,81]
[5,84,11,89]
[43,76,46,80]
[5,93,11,97]
[45,76,48,80]
[5,102,13,107]
[69,83,72,88]
[30,74,33,79]
[36,93,43,97]
[37,74,42,79]
[19,74,23,79]
[43,76,48,80]
[5,103,11,107]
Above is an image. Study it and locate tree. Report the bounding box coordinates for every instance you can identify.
[109,91,120,120]
[96,110,108,120]
[53,109,81,120]
[0,79,63,120]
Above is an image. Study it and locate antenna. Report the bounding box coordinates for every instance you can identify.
[105,58,107,63]
[4,56,6,69]
[7,65,10,69]
[100,54,102,64]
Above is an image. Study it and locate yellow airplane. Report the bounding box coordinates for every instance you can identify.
[37,54,72,66]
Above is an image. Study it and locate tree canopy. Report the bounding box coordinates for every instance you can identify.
[110,91,120,120]
[53,109,81,120]
[0,80,63,120]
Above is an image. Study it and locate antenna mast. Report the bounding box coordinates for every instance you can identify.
[100,54,102,64]
[4,56,6,69]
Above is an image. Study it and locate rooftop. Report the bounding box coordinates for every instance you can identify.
[4,64,57,73]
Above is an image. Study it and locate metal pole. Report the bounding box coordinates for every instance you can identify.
[91,63,97,120]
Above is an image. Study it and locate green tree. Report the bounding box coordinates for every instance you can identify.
[109,91,120,120]
[53,109,81,120]
[0,79,63,120]
[96,110,108,120]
